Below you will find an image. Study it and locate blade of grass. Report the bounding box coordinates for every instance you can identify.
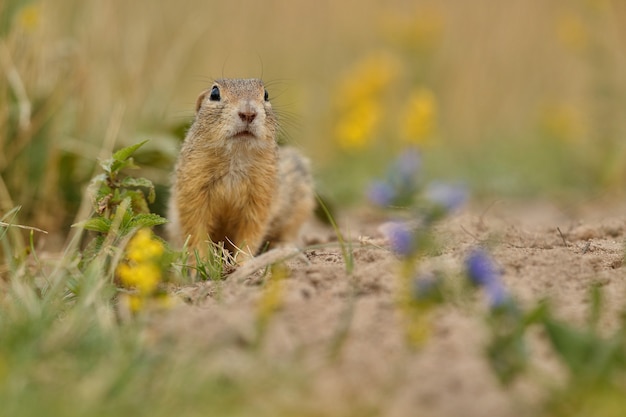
[315,194,354,274]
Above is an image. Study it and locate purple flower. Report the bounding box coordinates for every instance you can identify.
[466,248,498,287]
[425,182,467,213]
[367,181,396,207]
[485,282,509,308]
[367,148,422,209]
[465,248,510,308]
[382,221,414,257]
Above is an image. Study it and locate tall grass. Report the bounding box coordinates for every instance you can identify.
[2,0,626,237]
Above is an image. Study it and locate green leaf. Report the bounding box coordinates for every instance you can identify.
[123,190,149,214]
[523,300,549,326]
[121,176,154,189]
[78,217,112,233]
[112,140,149,163]
[130,213,168,228]
[487,331,527,385]
[147,186,156,204]
[543,319,599,375]
[109,158,136,175]
[101,140,148,174]
[120,201,135,228]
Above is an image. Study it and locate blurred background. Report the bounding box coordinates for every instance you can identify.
[1,0,626,240]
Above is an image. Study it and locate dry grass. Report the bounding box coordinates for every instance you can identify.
[2,0,626,234]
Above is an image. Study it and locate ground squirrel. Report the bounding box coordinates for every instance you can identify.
[167,78,315,260]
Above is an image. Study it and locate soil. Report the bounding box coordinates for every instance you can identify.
[156,200,626,417]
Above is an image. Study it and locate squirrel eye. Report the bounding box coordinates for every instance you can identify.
[264,89,269,102]
[209,86,221,101]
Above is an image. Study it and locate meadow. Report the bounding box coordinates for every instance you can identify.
[2,0,626,416]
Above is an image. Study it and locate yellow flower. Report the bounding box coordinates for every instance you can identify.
[127,294,144,313]
[17,4,41,32]
[335,100,382,150]
[401,88,437,144]
[332,51,402,151]
[125,228,164,263]
[116,229,164,297]
[118,262,161,294]
[334,51,401,111]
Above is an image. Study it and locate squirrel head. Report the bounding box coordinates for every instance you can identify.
[191,78,278,148]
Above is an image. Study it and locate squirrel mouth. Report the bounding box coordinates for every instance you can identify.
[232,129,256,139]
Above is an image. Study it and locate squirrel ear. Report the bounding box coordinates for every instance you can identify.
[195,90,207,113]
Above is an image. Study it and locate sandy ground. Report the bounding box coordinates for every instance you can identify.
[156,200,626,417]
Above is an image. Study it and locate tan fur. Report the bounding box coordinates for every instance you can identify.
[167,78,314,259]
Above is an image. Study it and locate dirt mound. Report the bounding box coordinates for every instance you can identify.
[156,200,626,417]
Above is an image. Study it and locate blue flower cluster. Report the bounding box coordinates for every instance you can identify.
[370,148,468,258]
[465,248,510,308]
[367,147,466,214]
[424,182,468,213]
[367,148,421,207]
[383,221,415,257]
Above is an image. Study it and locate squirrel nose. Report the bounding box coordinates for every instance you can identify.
[238,109,257,124]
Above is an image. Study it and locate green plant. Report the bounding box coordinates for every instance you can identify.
[77,140,167,258]
[190,241,235,282]
[465,248,626,415]
[368,146,467,346]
